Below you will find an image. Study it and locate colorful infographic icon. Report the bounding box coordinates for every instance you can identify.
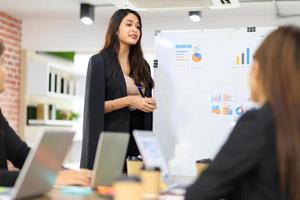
[235,106,245,115]
[192,52,202,62]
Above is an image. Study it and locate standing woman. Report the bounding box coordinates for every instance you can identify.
[80,9,157,169]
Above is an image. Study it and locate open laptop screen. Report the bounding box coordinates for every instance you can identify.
[11,130,75,199]
[91,132,129,187]
[133,130,169,178]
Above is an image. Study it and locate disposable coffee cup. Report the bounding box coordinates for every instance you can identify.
[127,156,143,176]
[196,159,212,176]
[113,175,142,200]
[140,167,161,199]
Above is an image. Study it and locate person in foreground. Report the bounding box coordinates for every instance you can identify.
[0,40,91,187]
[185,25,300,200]
[80,9,156,169]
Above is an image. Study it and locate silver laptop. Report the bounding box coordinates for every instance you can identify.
[0,130,75,200]
[133,130,193,190]
[90,132,129,188]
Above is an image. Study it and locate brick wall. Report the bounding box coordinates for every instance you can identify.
[0,11,22,132]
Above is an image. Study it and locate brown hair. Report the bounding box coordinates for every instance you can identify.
[254,26,300,200]
[102,9,154,88]
[0,40,4,57]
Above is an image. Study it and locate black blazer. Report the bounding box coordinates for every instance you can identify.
[80,48,153,169]
[0,109,30,186]
[185,104,285,200]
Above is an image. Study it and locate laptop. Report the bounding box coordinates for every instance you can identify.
[133,130,194,190]
[55,132,129,192]
[90,132,129,188]
[0,130,75,200]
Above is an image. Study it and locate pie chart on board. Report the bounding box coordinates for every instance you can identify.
[192,52,202,62]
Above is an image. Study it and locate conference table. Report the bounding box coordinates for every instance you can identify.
[30,189,110,200]
[32,189,188,200]
[30,175,194,200]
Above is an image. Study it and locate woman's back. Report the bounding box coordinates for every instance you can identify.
[186,104,283,200]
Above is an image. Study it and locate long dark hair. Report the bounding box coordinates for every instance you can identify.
[254,26,300,200]
[102,9,154,88]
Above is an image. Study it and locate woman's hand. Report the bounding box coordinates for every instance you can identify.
[128,95,157,113]
[55,169,92,186]
[7,160,19,171]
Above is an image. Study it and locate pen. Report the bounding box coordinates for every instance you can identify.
[137,85,145,98]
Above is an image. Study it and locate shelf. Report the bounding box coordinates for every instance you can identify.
[26,59,86,97]
[29,92,83,101]
[28,119,76,127]
[47,92,82,100]
[48,63,86,77]
[34,52,85,77]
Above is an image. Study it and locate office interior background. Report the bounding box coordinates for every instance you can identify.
[0,0,300,170]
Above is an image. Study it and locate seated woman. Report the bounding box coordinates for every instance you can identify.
[0,40,91,187]
[185,26,300,200]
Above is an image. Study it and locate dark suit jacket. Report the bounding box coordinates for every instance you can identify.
[0,109,30,186]
[185,104,286,200]
[80,48,153,169]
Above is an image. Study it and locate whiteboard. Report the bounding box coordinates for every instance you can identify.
[153,27,274,176]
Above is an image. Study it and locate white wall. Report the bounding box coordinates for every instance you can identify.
[22,2,300,52]
[22,19,108,52]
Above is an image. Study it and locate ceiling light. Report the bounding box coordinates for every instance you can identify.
[80,3,94,25]
[189,11,201,22]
